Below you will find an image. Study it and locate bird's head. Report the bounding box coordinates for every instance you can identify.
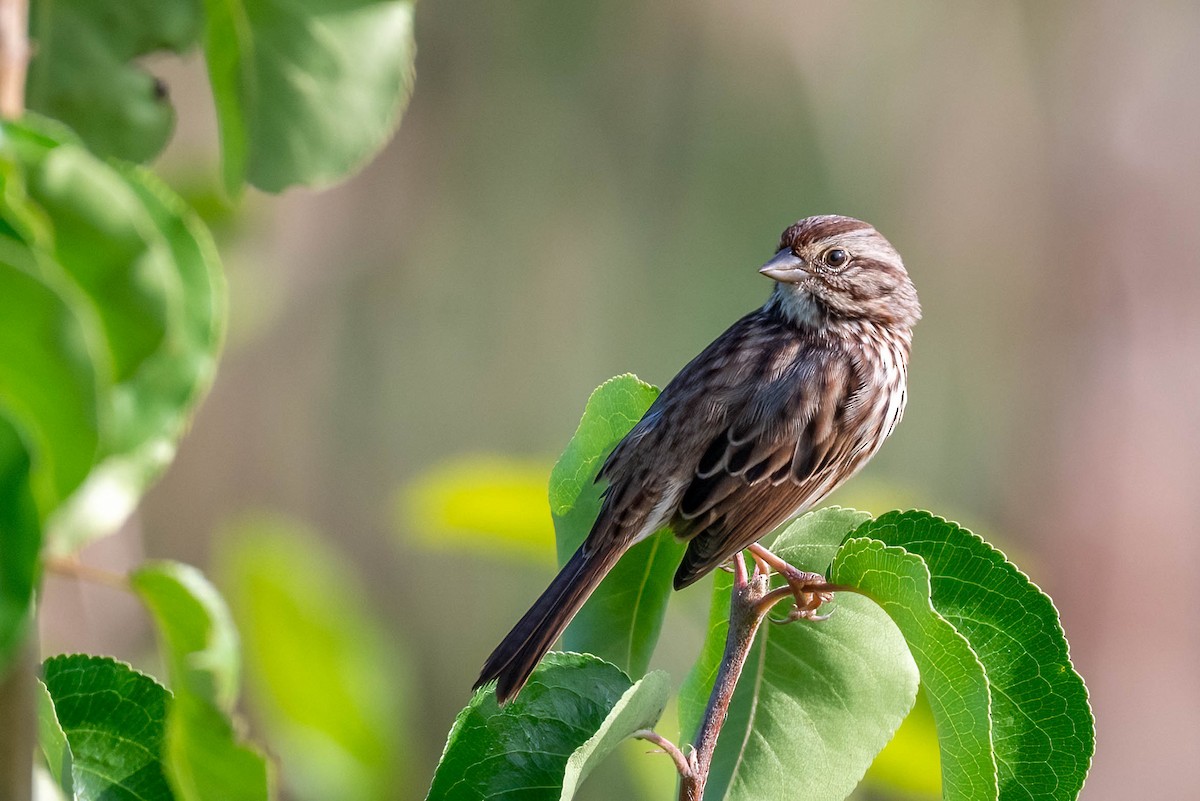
[760,215,921,329]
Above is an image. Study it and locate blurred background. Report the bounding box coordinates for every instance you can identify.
[37,1,1200,798]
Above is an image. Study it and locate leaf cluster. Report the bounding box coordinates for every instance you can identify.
[426,376,1095,801]
[3,2,418,798]
[27,0,417,192]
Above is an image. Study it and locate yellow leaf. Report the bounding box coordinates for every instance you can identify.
[396,455,556,563]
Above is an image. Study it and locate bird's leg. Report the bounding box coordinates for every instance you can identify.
[731,549,749,586]
[715,551,763,575]
[749,548,773,578]
[747,543,836,622]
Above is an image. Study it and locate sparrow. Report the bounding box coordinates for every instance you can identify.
[476,215,920,702]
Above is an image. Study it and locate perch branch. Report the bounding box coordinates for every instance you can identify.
[677,552,772,801]
[674,548,838,800]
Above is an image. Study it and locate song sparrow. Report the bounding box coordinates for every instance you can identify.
[477,215,921,702]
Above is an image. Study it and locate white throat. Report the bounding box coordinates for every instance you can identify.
[769,285,824,328]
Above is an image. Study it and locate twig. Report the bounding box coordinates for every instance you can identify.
[0,0,29,118]
[633,550,835,799]
[634,729,691,778]
[678,552,774,801]
[44,557,129,591]
[0,629,35,801]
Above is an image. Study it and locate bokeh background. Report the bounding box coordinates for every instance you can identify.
[38,1,1200,798]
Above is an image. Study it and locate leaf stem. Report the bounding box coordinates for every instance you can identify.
[0,0,29,118]
[633,729,691,777]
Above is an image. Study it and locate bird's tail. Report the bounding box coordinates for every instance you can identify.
[475,544,618,703]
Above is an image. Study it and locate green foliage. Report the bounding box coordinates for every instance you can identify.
[40,654,175,800]
[27,0,416,192]
[0,279,94,665]
[426,653,669,801]
[0,118,226,562]
[558,670,671,801]
[832,538,995,799]
[37,569,270,801]
[27,0,202,162]
[9,3,418,798]
[676,508,876,744]
[201,0,417,192]
[428,378,1093,801]
[550,374,685,677]
[132,561,271,801]
[862,689,943,797]
[218,516,406,801]
[678,508,920,801]
[0,244,101,515]
[831,512,1095,801]
[35,678,72,796]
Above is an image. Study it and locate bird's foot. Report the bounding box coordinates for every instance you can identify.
[747,543,836,623]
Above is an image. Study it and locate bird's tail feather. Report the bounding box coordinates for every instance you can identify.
[474,545,616,703]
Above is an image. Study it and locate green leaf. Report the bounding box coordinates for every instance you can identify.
[0,118,226,554]
[831,537,996,801]
[678,507,919,801]
[0,259,100,515]
[836,511,1095,800]
[397,454,557,563]
[559,670,671,800]
[35,678,73,796]
[0,416,41,668]
[28,0,202,162]
[550,374,685,678]
[0,141,107,666]
[426,653,667,801]
[201,0,417,192]
[768,506,872,574]
[676,507,870,744]
[41,653,174,801]
[131,561,240,712]
[164,694,272,801]
[48,164,226,555]
[219,516,405,801]
[863,688,942,798]
[13,123,176,383]
[131,560,270,801]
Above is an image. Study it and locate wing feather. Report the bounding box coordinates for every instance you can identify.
[673,355,867,587]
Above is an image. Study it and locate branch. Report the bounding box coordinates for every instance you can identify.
[633,729,690,778]
[0,631,35,801]
[45,556,129,591]
[0,0,29,119]
[633,551,835,799]
[677,553,773,801]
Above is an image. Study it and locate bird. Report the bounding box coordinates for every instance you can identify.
[476,215,921,702]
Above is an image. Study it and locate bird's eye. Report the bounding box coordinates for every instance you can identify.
[822,248,849,269]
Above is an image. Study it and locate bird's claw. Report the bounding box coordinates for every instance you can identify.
[770,605,834,625]
[770,582,835,624]
[746,544,838,622]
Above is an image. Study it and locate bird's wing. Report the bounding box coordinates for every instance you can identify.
[671,351,867,588]
[591,309,786,549]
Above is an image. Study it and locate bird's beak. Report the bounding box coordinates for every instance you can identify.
[759,249,807,283]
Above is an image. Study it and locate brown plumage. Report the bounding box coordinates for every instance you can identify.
[476,215,921,702]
